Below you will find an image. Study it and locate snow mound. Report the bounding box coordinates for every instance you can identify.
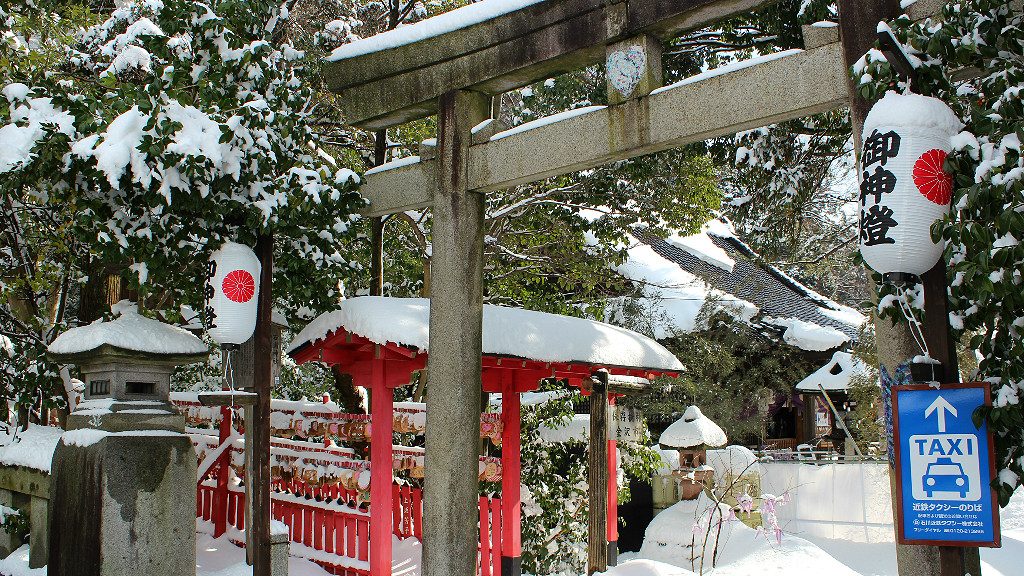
[48,304,207,357]
[764,316,849,352]
[659,406,727,449]
[596,559,694,576]
[627,496,862,576]
[796,351,870,392]
[707,445,762,479]
[288,297,682,371]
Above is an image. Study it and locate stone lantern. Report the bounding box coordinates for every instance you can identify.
[46,305,208,576]
[659,405,727,500]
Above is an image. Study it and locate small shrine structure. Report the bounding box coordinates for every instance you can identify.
[287,296,682,575]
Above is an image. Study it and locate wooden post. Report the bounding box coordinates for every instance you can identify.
[423,88,491,576]
[587,371,610,575]
[370,356,394,574]
[501,376,523,576]
[251,232,274,576]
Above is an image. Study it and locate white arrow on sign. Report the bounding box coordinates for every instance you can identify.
[925,395,958,433]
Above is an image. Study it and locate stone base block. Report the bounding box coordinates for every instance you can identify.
[48,431,196,576]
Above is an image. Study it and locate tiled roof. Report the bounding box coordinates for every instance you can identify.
[635,231,862,342]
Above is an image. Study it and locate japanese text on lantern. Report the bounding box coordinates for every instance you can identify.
[204,259,218,329]
[860,129,902,247]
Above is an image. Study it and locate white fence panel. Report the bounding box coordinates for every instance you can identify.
[760,462,894,543]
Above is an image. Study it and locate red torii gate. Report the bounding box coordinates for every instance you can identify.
[288,297,680,575]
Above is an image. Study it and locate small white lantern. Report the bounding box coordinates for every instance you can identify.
[858,91,963,280]
[205,241,261,346]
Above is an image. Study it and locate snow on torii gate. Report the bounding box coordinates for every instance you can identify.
[323,2,945,576]
[286,297,682,576]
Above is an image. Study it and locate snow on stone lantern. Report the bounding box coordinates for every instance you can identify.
[206,241,261,347]
[858,91,963,284]
[659,405,727,500]
[46,302,208,576]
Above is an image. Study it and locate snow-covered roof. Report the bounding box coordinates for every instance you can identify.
[48,304,208,358]
[659,406,727,449]
[763,317,850,353]
[289,297,682,372]
[795,351,871,393]
[617,220,865,350]
[610,226,759,339]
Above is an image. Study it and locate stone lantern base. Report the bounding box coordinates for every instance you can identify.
[48,412,196,576]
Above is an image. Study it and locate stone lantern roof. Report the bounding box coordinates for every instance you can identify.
[659,405,727,450]
[48,301,208,365]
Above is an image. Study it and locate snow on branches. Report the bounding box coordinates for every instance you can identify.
[0,0,364,295]
[854,0,1024,502]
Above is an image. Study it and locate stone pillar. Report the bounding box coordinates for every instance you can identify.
[270,530,290,576]
[28,495,48,568]
[423,88,491,576]
[0,489,18,557]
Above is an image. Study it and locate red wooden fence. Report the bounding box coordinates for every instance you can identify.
[197,460,503,575]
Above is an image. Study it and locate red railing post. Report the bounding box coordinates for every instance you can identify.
[500,379,522,576]
[479,496,491,576]
[607,439,618,564]
[369,356,393,575]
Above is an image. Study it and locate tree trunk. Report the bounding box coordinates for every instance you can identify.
[330,367,366,414]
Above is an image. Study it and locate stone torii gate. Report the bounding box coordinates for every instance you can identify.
[322,1,970,576]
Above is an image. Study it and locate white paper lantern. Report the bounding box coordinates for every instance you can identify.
[205,241,261,346]
[858,91,963,279]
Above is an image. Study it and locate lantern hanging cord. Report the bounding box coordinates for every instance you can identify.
[895,284,931,360]
[223,347,236,406]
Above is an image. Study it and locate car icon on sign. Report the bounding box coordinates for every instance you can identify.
[923,457,969,498]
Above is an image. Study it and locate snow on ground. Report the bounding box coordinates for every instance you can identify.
[0,425,64,473]
[0,546,43,576]
[288,297,683,371]
[617,489,1024,576]
[621,496,862,576]
[0,531,421,576]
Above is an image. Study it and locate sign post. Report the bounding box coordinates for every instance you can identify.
[892,382,1000,548]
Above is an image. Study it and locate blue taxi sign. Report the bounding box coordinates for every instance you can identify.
[892,382,1000,547]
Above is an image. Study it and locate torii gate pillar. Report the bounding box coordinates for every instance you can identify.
[423,88,492,576]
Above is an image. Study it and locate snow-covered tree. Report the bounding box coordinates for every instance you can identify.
[0,0,364,418]
[854,0,1024,503]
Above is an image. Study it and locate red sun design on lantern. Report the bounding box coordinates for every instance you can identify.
[913,149,953,205]
[222,270,256,303]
